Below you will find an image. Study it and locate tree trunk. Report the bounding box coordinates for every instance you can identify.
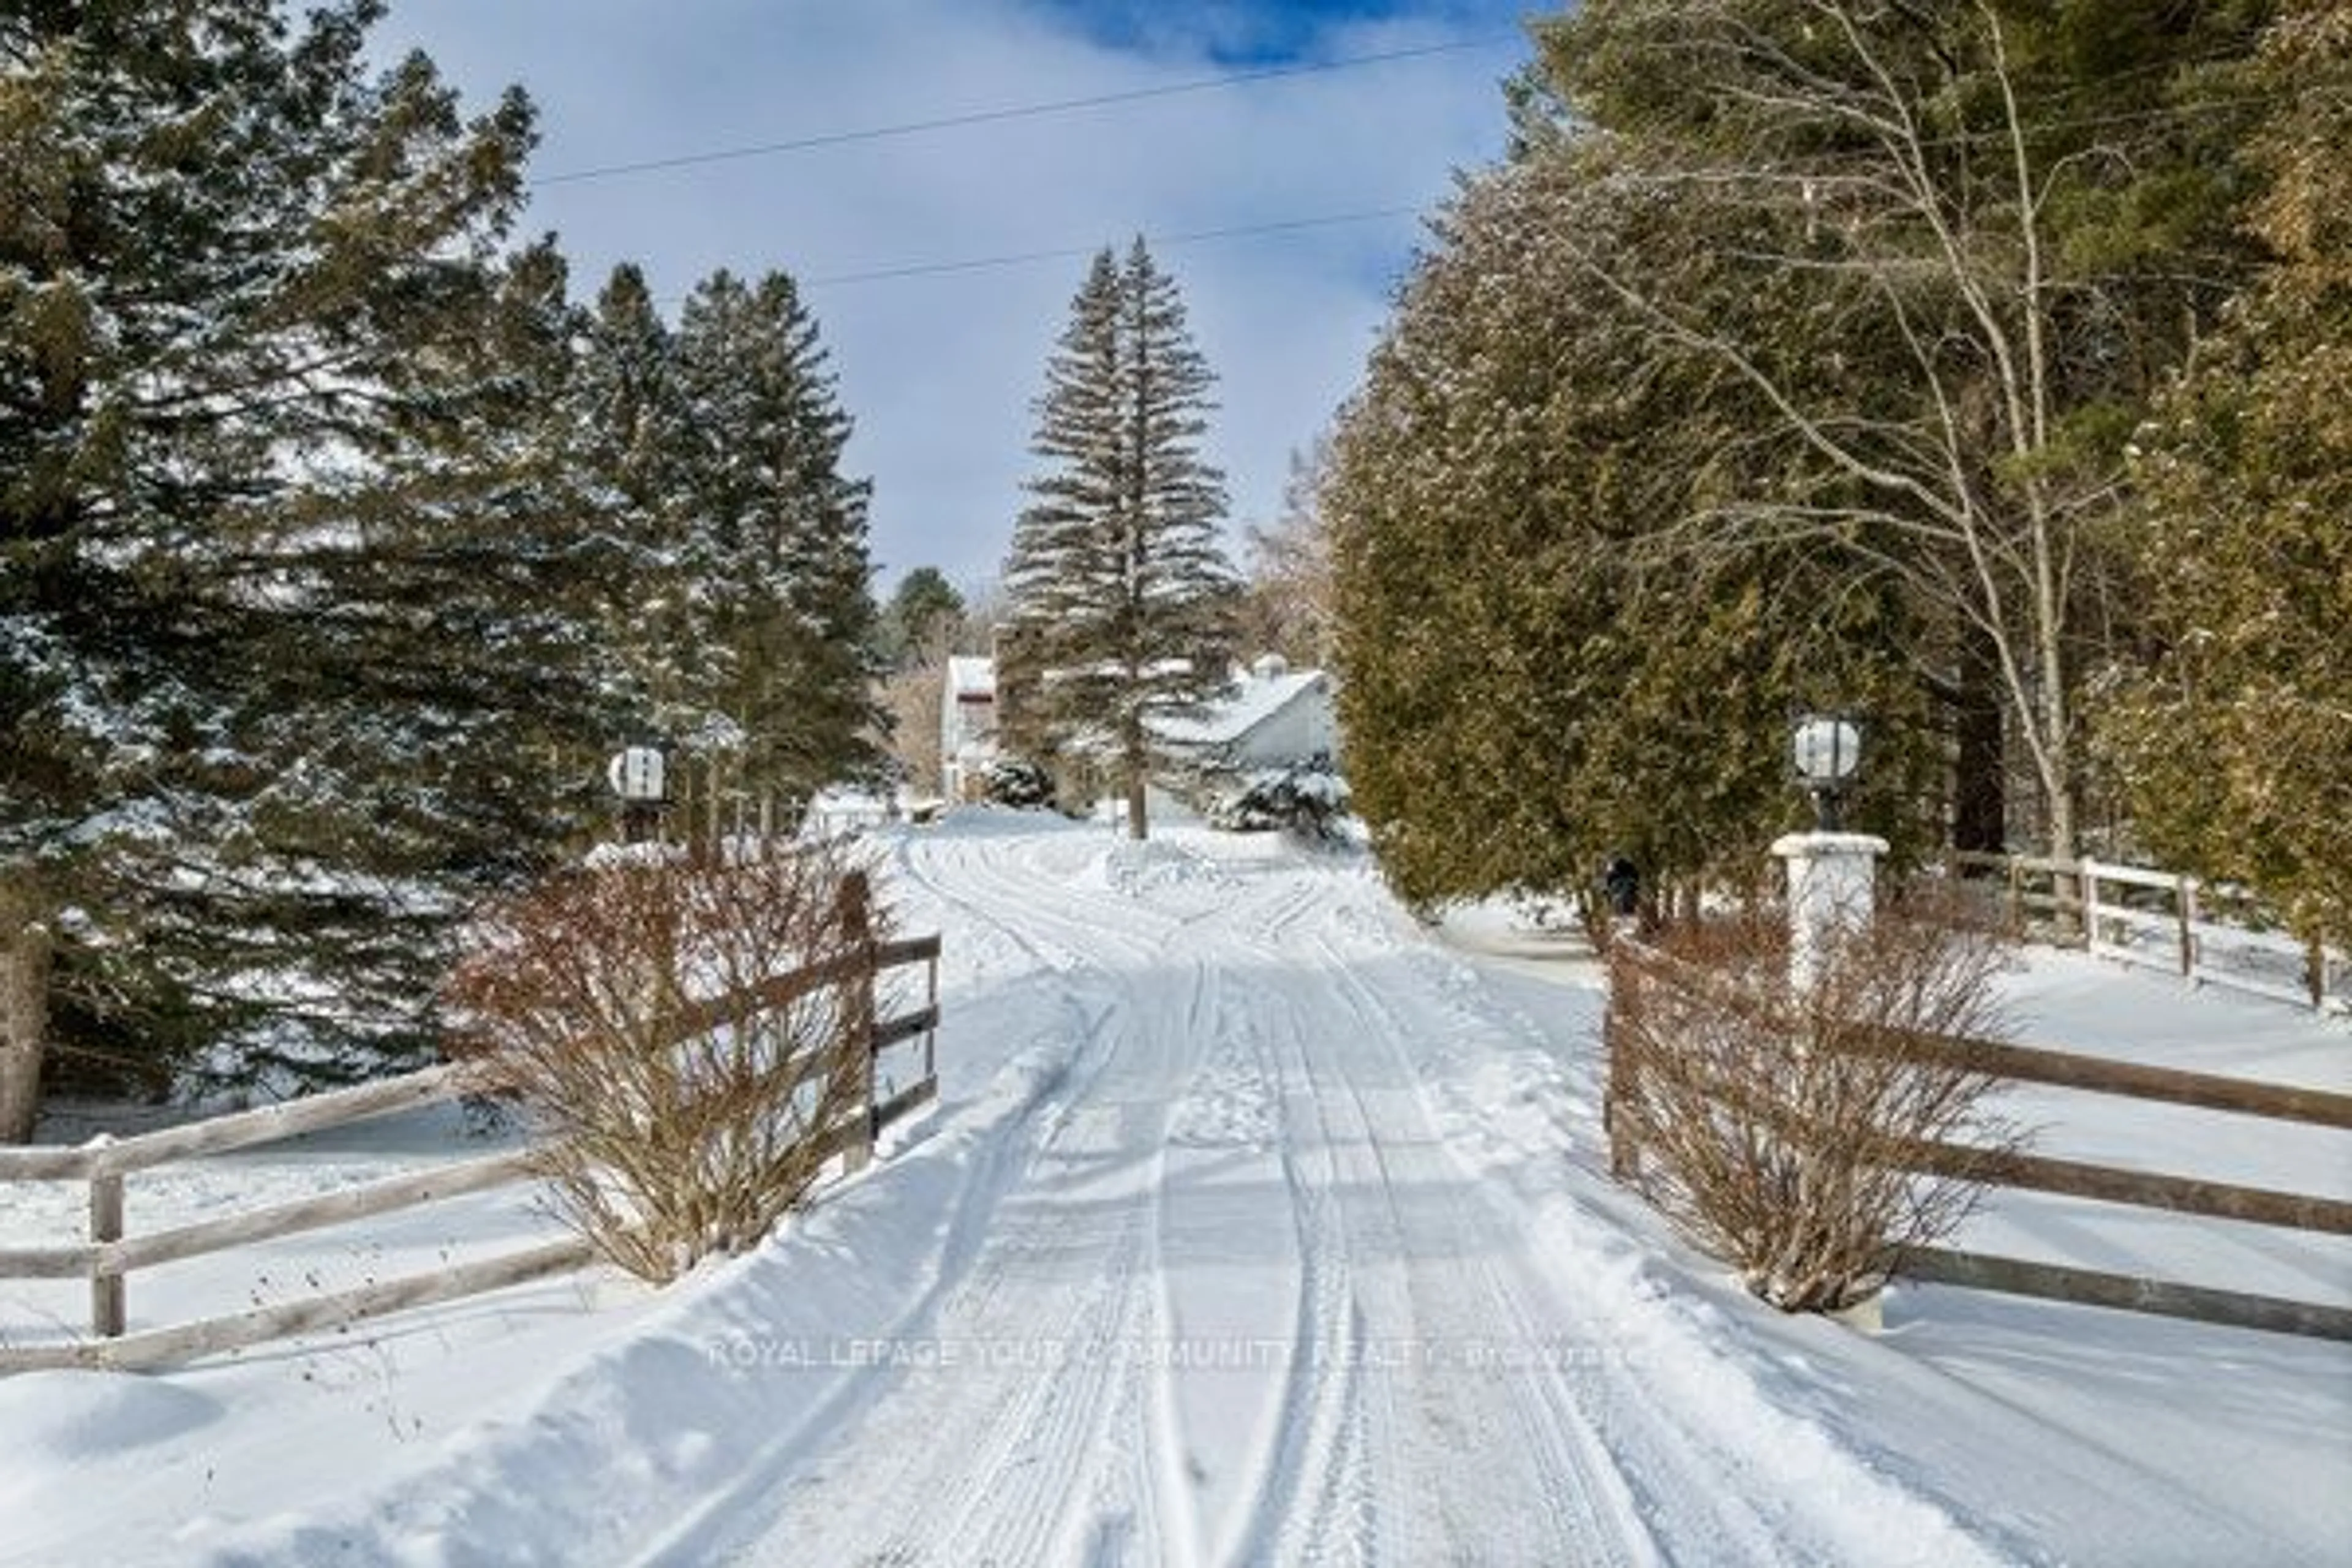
[1125,768,1149,842]
[1951,622,2006,857]
[0,892,52,1145]
[2037,600,2081,937]
[2045,767,2082,939]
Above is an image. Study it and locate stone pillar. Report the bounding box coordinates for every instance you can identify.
[1771,831,1889,994]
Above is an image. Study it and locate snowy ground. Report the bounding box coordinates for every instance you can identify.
[2,812,2347,1566]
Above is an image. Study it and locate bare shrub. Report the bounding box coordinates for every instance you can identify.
[1604,892,2021,1312]
[445,839,888,1284]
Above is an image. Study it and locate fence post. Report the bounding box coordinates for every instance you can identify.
[2048,858,2081,943]
[1602,955,1638,1180]
[2177,875,2197,981]
[836,871,878,1173]
[2310,937,2329,1012]
[924,949,939,1084]
[89,1141,124,1338]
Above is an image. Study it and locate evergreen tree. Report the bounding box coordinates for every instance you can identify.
[1520,0,2275,873]
[563,263,885,829]
[575,264,685,519]
[568,262,696,734]
[1322,0,2278,927]
[1001,241,1237,839]
[878,566,964,671]
[2097,0,2352,949]
[0,0,604,1114]
[1325,149,1936,916]
[668,268,883,813]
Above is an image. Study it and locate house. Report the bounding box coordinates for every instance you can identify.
[946,651,1337,810]
[940,655,998,801]
[1152,654,1340,775]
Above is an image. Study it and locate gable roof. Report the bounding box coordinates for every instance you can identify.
[946,656,1332,753]
[1153,668,1329,749]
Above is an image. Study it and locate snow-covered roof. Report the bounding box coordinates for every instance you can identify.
[946,657,995,699]
[1154,668,1329,748]
[941,655,1328,752]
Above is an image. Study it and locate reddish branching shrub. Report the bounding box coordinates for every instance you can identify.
[445,839,890,1283]
[1604,894,2022,1312]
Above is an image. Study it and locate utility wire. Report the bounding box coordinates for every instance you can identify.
[799,206,1424,288]
[532,34,1523,187]
[772,81,2307,292]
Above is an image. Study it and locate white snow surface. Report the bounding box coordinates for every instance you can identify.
[2,813,2348,1566]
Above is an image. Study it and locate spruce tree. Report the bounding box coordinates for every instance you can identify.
[0,1,607,1112]
[669,268,883,816]
[568,262,696,733]
[1001,240,1237,839]
[564,263,885,831]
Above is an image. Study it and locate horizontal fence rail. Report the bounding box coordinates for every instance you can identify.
[0,930,943,1376]
[1850,1028,2352,1130]
[1951,851,2346,1014]
[1894,1246,2352,1343]
[1607,940,2352,1341]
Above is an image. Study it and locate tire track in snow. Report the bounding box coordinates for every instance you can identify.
[1221,976,1384,1567]
[638,830,1140,1566]
[1303,921,2009,1567]
[1277,946,1638,1566]
[679,826,1234,1567]
[633,831,1145,1568]
[1313,932,1834,1563]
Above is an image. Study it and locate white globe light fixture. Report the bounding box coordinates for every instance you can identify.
[1791,714,1863,832]
[607,744,668,842]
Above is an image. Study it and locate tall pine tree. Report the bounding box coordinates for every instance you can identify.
[0,1,611,1117]
[1001,240,1237,839]
[670,268,883,815]
[568,262,696,734]
[565,264,884,831]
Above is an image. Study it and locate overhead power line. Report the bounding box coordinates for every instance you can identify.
[799,206,1425,289]
[532,34,1524,187]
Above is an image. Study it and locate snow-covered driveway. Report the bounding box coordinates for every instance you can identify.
[8,813,2345,1567]
[637,821,2005,1567]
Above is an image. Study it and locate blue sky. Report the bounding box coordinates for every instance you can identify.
[1034,0,1521,62]
[377,1,1542,592]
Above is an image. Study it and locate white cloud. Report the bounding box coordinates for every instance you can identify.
[376,0,1534,591]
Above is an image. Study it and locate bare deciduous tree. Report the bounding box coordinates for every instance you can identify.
[1239,437,1341,669]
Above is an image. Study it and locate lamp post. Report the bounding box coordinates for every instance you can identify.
[607,744,668,844]
[1771,714,1885,993]
[1791,714,1862,831]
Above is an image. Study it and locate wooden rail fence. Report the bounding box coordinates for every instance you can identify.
[1951,850,2346,1014]
[0,932,941,1375]
[1607,940,2352,1341]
